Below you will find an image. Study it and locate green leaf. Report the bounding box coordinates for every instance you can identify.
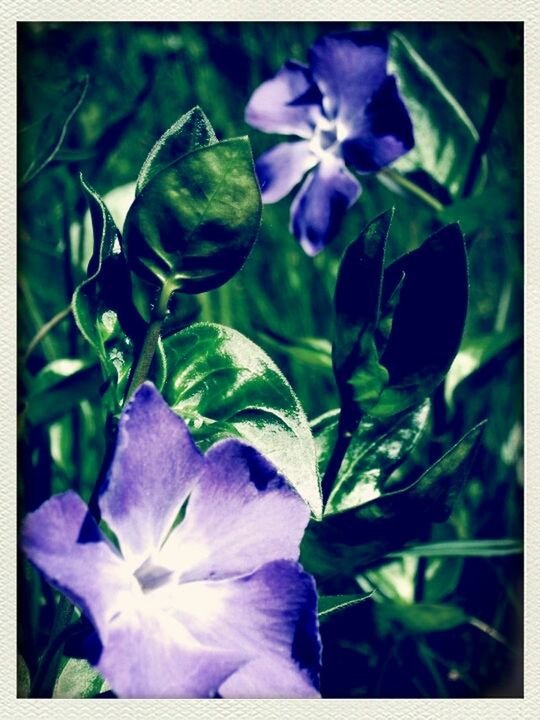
[388,538,524,558]
[371,223,468,418]
[302,421,485,578]
[318,593,373,620]
[17,654,31,698]
[325,400,430,514]
[24,359,102,426]
[72,176,165,410]
[19,75,88,186]
[257,327,333,371]
[445,326,522,405]
[333,209,392,420]
[124,137,262,294]
[389,32,487,197]
[376,602,469,635]
[162,322,322,517]
[136,106,217,195]
[53,658,105,699]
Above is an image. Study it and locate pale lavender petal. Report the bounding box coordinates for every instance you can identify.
[256,141,318,203]
[158,440,310,582]
[342,76,415,171]
[309,30,388,129]
[219,656,320,699]
[20,491,138,640]
[290,157,361,256]
[245,60,323,138]
[99,382,204,569]
[152,560,320,696]
[96,604,242,698]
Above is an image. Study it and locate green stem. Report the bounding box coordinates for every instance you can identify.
[125,280,174,400]
[321,412,358,508]
[23,304,72,363]
[379,169,445,213]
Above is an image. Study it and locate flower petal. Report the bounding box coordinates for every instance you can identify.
[290,157,361,256]
[96,604,242,698]
[153,560,320,697]
[99,382,204,569]
[158,439,310,582]
[245,60,322,138]
[309,30,388,129]
[20,491,138,640]
[256,141,318,203]
[219,656,320,699]
[342,76,415,172]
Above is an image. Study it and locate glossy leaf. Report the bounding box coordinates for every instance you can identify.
[333,210,392,420]
[302,421,485,578]
[325,400,431,514]
[371,223,468,418]
[318,593,373,621]
[389,32,487,197]
[162,322,322,517]
[19,75,88,187]
[124,137,262,294]
[53,658,105,699]
[136,106,217,195]
[72,176,165,410]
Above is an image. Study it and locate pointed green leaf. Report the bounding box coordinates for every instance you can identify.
[124,137,262,294]
[375,602,469,635]
[333,209,392,420]
[19,75,88,186]
[326,400,430,514]
[162,323,322,517]
[302,421,485,578]
[372,223,468,417]
[53,658,105,699]
[389,33,487,197]
[17,654,31,698]
[72,176,166,409]
[136,106,217,195]
[318,593,373,620]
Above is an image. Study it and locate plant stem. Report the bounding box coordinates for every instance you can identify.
[23,304,72,363]
[379,169,445,213]
[125,280,174,400]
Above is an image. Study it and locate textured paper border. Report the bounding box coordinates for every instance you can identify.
[2,2,538,717]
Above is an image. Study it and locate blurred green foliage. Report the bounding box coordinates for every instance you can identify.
[18,21,523,698]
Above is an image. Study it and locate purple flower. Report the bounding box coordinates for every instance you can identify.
[21,383,321,698]
[245,30,414,255]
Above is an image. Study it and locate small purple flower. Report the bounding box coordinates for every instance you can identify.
[21,383,321,698]
[245,30,414,255]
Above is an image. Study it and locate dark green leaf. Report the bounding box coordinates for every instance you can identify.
[389,33,487,197]
[25,359,102,426]
[302,421,485,578]
[72,176,165,410]
[124,137,262,294]
[375,602,469,635]
[53,658,105,699]
[19,75,88,186]
[333,209,392,419]
[371,223,468,417]
[162,322,322,517]
[136,106,217,195]
[318,593,373,621]
[325,400,430,514]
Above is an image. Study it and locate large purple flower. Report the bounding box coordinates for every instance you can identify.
[245,30,414,255]
[21,383,320,698]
